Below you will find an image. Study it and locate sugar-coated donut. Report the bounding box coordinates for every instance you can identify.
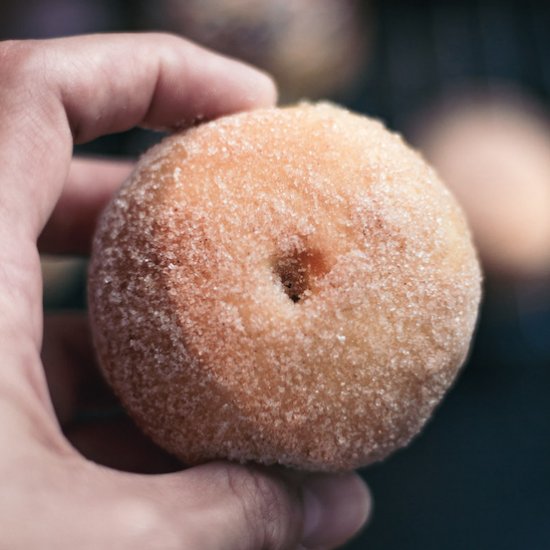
[89,103,481,471]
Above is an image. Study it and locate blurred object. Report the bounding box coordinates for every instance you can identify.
[416,89,550,279]
[139,0,370,102]
[42,256,87,310]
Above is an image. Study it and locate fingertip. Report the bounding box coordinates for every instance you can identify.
[247,68,278,108]
[208,53,279,110]
[301,472,371,550]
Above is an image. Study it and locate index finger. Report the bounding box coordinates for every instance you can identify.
[0,33,276,241]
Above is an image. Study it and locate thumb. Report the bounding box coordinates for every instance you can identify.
[164,462,371,550]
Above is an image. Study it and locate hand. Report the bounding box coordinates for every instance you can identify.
[0,34,370,549]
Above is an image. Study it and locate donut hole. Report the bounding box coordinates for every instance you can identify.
[273,246,329,303]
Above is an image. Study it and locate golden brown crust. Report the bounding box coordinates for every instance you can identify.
[89,103,481,471]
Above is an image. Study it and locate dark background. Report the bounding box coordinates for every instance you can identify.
[1,1,549,549]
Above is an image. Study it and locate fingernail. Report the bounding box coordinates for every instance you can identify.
[301,473,371,550]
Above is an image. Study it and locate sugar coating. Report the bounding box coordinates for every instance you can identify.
[88,103,481,471]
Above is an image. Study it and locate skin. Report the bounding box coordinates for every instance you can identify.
[0,34,370,549]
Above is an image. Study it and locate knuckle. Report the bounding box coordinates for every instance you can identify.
[0,39,60,138]
[223,464,301,549]
[0,39,42,83]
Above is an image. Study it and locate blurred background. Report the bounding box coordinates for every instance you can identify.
[1,0,549,548]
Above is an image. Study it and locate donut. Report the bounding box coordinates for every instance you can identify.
[89,103,481,471]
[417,95,550,279]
